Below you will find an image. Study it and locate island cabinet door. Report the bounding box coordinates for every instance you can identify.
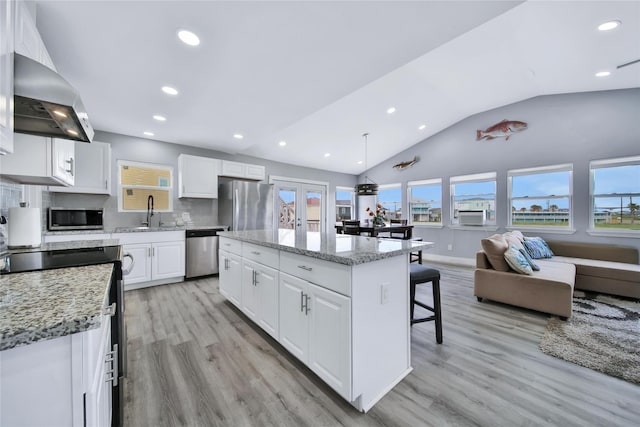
[255,264,279,340]
[241,260,259,321]
[219,250,241,307]
[278,273,309,363]
[307,283,352,400]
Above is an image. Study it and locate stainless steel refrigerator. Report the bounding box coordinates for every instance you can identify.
[218,180,274,231]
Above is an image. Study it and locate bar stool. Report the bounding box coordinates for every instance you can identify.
[409,264,443,344]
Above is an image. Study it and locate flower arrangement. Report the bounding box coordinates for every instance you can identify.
[366,204,386,226]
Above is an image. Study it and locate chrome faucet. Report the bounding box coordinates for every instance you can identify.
[143,195,154,227]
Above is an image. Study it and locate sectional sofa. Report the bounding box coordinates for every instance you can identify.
[474,232,640,319]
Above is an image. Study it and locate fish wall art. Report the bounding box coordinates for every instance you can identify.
[476,119,528,141]
[393,156,418,170]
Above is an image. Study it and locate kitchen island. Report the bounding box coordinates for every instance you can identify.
[218,230,433,412]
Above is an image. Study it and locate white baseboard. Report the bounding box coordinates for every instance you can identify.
[422,253,475,267]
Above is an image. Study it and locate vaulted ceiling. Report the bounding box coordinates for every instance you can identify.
[35,1,640,174]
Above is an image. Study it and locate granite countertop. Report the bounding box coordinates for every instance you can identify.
[44,225,228,235]
[0,263,114,351]
[8,239,121,254]
[219,230,433,266]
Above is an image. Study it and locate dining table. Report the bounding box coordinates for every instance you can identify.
[335,223,414,239]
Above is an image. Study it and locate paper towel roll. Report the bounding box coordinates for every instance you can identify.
[8,207,42,248]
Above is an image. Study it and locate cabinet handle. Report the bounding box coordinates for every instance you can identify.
[153,247,155,257]
[105,179,108,189]
[103,302,116,316]
[65,157,74,176]
[305,295,311,315]
[148,247,151,257]
[251,251,260,255]
[105,344,119,387]
[300,291,304,312]
[297,265,313,272]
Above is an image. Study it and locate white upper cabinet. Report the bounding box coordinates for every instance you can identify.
[0,0,14,155]
[14,0,55,70]
[178,154,221,198]
[49,141,111,194]
[0,133,75,186]
[221,160,266,181]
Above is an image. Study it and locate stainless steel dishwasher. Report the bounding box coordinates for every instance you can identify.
[185,228,224,278]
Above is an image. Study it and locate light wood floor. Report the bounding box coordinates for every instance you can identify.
[123,264,640,427]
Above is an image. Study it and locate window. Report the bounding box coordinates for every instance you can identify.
[590,156,640,233]
[335,186,354,221]
[450,172,496,225]
[508,164,573,229]
[408,179,442,225]
[117,160,173,212]
[377,183,402,220]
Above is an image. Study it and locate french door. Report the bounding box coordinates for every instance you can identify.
[271,178,327,246]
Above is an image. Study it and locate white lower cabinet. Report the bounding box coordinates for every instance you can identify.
[279,272,351,399]
[243,259,279,339]
[219,249,242,307]
[113,231,185,289]
[0,314,114,427]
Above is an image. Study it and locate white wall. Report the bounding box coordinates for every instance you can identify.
[360,89,640,259]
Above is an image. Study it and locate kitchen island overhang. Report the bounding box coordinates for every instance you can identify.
[218,230,433,412]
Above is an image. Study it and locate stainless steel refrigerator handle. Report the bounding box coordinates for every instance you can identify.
[122,253,135,276]
[234,188,240,231]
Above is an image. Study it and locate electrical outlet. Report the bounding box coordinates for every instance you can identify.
[380,283,389,304]
[447,244,453,251]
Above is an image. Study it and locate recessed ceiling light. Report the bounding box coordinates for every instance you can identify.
[233,134,243,139]
[598,20,621,31]
[67,129,78,136]
[387,107,396,114]
[144,131,154,136]
[53,110,67,118]
[153,115,166,121]
[418,124,426,130]
[161,86,178,95]
[278,141,287,147]
[357,160,363,165]
[177,29,200,46]
[595,71,611,77]
[324,153,331,158]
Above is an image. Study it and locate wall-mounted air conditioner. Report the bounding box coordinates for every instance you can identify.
[458,210,486,226]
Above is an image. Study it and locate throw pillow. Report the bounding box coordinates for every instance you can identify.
[523,236,554,259]
[503,231,525,251]
[480,234,510,272]
[518,248,540,271]
[504,244,533,275]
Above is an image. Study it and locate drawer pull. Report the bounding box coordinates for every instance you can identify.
[224,243,231,246]
[297,265,313,272]
[251,251,261,255]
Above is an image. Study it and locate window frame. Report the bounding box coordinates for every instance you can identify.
[589,155,640,237]
[507,163,574,232]
[117,159,174,213]
[377,183,402,221]
[450,172,497,226]
[335,186,355,221]
[407,178,443,227]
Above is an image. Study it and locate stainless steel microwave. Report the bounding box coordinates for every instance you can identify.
[48,208,104,230]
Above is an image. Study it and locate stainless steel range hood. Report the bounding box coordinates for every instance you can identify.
[13,53,94,142]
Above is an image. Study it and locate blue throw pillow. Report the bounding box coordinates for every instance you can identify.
[523,236,554,259]
[504,244,533,275]
[518,248,540,271]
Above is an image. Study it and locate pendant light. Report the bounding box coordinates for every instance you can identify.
[354,132,378,196]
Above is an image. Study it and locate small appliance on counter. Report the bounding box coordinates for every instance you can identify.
[8,203,41,249]
[48,207,104,231]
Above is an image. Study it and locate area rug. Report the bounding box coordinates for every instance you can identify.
[539,291,640,384]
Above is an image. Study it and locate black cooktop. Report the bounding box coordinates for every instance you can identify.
[1,246,121,275]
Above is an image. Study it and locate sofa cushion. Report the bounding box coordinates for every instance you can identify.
[523,237,554,259]
[481,234,510,272]
[545,256,640,282]
[546,241,639,264]
[504,244,533,275]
